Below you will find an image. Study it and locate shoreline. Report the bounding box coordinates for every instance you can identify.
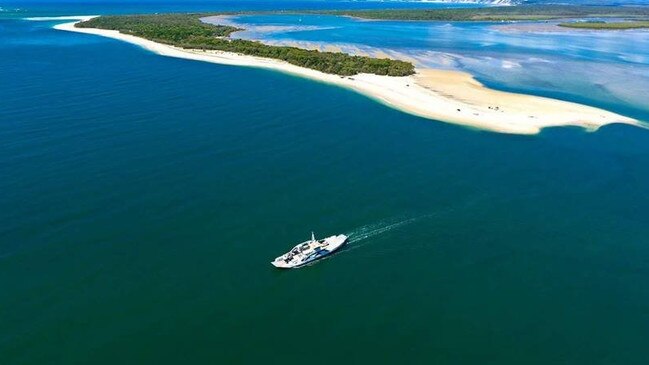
[53,17,640,135]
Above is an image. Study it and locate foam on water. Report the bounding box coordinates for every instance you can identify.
[346,216,421,246]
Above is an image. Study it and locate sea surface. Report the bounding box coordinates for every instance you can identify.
[2,2,649,364]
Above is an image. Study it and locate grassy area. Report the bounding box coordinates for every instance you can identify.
[76,14,415,77]
[312,5,649,21]
[558,20,649,30]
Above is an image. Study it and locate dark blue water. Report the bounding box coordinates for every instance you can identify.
[2,3,649,365]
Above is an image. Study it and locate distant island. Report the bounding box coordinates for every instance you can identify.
[313,5,649,21]
[76,15,415,77]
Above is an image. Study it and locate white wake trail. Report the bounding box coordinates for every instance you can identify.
[347,217,420,245]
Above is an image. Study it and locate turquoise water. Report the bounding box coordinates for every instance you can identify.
[2,3,649,364]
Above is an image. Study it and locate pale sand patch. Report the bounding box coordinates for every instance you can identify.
[53,18,641,135]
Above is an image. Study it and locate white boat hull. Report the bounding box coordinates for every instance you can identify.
[272,234,348,269]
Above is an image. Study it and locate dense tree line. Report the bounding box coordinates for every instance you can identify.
[77,14,241,40]
[77,14,415,77]
[558,20,649,30]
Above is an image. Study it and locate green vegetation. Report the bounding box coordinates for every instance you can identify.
[76,14,241,40]
[558,20,649,30]
[76,14,414,77]
[312,5,649,22]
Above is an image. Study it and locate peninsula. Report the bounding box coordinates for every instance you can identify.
[55,13,641,135]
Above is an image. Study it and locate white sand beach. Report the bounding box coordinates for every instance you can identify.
[53,17,640,135]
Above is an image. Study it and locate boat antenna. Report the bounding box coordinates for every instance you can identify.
[311,231,315,241]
